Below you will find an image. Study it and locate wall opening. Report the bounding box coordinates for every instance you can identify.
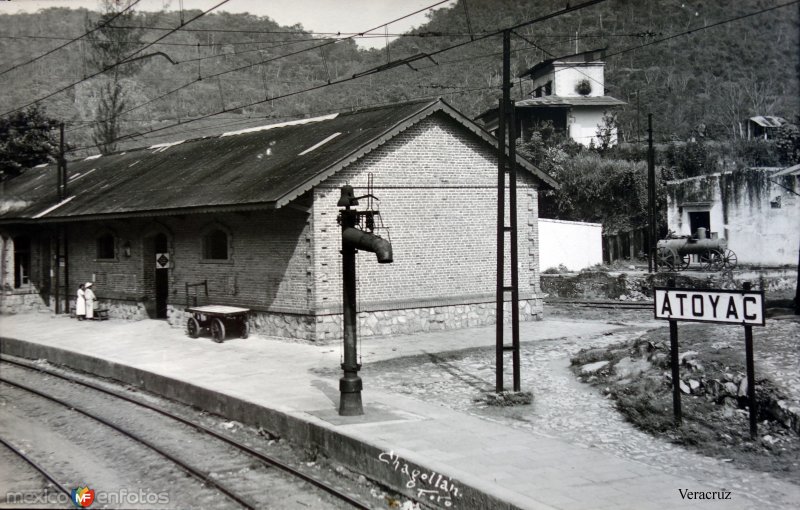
[688,211,710,236]
[13,235,30,288]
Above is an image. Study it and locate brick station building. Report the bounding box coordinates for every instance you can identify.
[0,99,557,341]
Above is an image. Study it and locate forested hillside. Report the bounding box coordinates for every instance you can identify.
[0,0,797,156]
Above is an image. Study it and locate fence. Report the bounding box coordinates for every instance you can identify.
[603,226,650,263]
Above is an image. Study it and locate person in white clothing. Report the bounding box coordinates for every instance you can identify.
[84,282,96,320]
[76,284,86,320]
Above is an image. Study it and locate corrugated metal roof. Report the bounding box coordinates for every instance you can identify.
[772,164,800,177]
[0,99,556,223]
[749,116,786,128]
[516,96,626,107]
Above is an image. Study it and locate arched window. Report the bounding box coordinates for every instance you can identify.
[96,233,115,259]
[202,229,228,260]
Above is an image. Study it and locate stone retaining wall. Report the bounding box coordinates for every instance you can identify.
[542,269,797,301]
[0,289,49,315]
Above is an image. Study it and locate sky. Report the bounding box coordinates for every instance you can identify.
[0,0,458,49]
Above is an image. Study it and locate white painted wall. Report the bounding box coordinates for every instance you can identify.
[554,63,605,97]
[569,108,617,147]
[539,219,603,271]
[530,63,605,97]
[666,170,800,266]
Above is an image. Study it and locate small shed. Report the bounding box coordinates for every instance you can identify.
[0,99,556,342]
[747,116,786,140]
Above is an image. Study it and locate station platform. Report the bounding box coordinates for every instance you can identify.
[1,312,797,509]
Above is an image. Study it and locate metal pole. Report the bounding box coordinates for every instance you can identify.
[495,94,506,394]
[742,282,757,438]
[339,208,363,416]
[496,30,511,394]
[647,114,656,273]
[509,98,521,393]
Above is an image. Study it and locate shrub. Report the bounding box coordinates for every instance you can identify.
[733,139,781,167]
[664,141,719,178]
[776,123,800,164]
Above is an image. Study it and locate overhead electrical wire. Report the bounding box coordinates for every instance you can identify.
[66,84,502,154]
[410,0,800,95]
[67,34,566,137]
[0,0,142,78]
[117,0,796,147]
[41,0,796,154]
[0,31,654,45]
[68,0,453,132]
[2,0,449,120]
[72,0,609,149]
[0,0,232,118]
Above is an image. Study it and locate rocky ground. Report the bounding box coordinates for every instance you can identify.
[352,304,800,508]
[570,315,800,480]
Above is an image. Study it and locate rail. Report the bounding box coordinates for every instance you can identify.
[0,357,369,510]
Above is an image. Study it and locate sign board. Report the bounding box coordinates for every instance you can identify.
[654,288,765,326]
[155,252,170,269]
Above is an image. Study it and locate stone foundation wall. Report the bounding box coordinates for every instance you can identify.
[167,305,317,341]
[313,299,543,342]
[57,296,149,321]
[167,298,544,343]
[0,288,49,315]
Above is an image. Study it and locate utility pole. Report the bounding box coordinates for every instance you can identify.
[53,123,66,314]
[647,114,656,273]
[636,90,641,144]
[60,123,69,314]
[496,29,521,393]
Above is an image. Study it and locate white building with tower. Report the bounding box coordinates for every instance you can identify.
[477,48,625,147]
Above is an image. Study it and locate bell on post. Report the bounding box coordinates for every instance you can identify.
[337,185,359,207]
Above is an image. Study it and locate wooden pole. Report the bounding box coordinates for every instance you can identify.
[670,318,682,427]
[742,282,757,438]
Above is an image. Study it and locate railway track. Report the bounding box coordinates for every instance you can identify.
[545,299,653,310]
[0,357,371,510]
[0,435,73,501]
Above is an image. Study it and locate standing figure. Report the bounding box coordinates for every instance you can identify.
[84,282,96,320]
[76,284,86,321]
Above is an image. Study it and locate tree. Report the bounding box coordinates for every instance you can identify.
[594,112,618,153]
[84,0,145,154]
[0,107,59,180]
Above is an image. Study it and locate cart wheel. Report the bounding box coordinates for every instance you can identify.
[699,249,723,271]
[720,249,738,270]
[187,317,200,339]
[211,318,226,343]
[679,254,691,270]
[657,247,677,271]
[241,320,249,339]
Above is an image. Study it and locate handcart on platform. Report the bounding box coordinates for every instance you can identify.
[185,305,250,343]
